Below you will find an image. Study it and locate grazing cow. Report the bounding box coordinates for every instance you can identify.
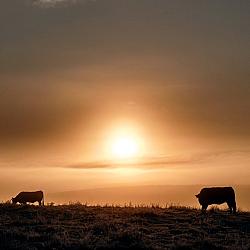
[12,191,44,206]
[195,187,236,213]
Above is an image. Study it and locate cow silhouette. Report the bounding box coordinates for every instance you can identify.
[195,187,236,213]
[12,191,44,206]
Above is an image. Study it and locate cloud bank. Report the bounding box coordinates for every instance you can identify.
[65,150,250,170]
[32,0,95,7]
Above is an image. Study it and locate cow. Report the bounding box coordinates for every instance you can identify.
[12,191,44,206]
[195,187,236,213]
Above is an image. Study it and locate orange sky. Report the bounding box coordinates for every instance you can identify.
[0,0,250,198]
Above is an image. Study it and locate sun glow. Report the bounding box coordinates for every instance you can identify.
[111,136,139,159]
[105,124,143,160]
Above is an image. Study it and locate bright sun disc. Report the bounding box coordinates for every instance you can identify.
[111,136,138,159]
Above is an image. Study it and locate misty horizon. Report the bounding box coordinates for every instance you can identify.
[2,185,250,211]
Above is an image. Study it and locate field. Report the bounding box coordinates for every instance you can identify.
[0,204,250,250]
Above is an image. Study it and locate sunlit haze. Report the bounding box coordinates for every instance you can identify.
[0,0,249,207]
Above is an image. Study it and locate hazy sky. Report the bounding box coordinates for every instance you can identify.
[0,0,249,197]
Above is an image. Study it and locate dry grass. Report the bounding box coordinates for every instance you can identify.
[0,203,249,249]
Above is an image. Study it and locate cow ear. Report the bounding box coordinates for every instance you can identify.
[195,194,199,198]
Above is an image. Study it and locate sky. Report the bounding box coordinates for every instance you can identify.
[0,0,250,198]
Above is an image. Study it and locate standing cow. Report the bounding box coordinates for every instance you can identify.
[195,187,236,213]
[12,191,44,206]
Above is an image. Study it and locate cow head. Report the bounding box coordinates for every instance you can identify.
[11,197,17,204]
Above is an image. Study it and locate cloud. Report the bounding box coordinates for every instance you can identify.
[64,150,250,170]
[32,0,95,7]
[66,157,192,170]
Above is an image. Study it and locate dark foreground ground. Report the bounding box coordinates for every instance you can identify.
[0,204,250,250]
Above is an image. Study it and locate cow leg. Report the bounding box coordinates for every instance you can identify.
[227,201,236,214]
[231,201,237,214]
[201,204,208,212]
[39,201,41,206]
[233,202,237,214]
[227,202,233,213]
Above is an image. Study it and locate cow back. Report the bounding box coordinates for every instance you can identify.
[198,187,235,205]
[15,191,43,203]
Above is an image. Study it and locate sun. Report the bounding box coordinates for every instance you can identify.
[111,136,139,159]
[104,124,144,160]
[104,125,144,161]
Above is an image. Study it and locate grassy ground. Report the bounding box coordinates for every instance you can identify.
[0,204,249,250]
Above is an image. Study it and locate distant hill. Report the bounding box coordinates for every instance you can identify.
[47,185,250,210]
